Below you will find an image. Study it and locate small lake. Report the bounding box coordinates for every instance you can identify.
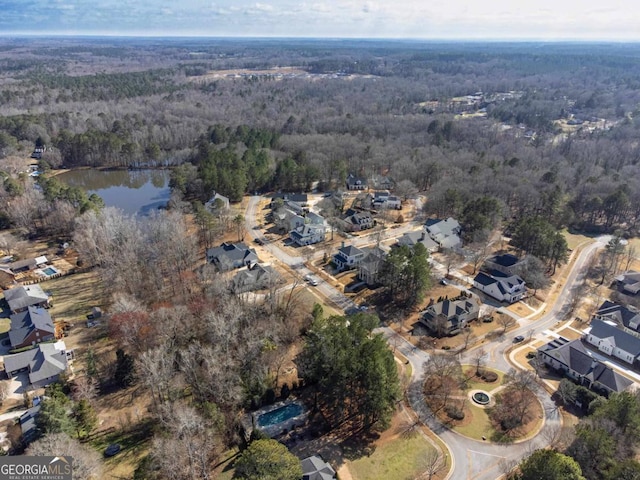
[58,169,171,216]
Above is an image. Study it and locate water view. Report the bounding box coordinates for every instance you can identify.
[58,169,171,216]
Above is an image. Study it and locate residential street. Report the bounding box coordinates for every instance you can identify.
[244,195,609,480]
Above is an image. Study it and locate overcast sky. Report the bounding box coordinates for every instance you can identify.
[2,0,640,40]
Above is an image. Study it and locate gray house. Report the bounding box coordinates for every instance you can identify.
[4,341,69,388]
[420,296,480,336]
[302,455,337,480]
[538,338,632,395]
[397,230,439,252]
[206,242,259,271]
[424,217,462,250]
[615,271,640,295]
[595,301,640,333]
[230,264,280,293]
[9,306,55,349]
[357,246,388,286]
[4,285,51,314]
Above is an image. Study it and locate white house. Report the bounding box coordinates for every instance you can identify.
[585,319,640,365]
[333,244,366,271]
[473,271,526,303]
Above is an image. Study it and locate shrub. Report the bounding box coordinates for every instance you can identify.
[445,405,465,420]
[481,371,498,382]
[483,316,494,323]
[526,351,537,359]
[442,345,451,351]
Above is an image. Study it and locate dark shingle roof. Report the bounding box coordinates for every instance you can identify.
[9,306,55,348]
[3,342,68,385]
[589,319,640,356]
[474,272,495,287]
[589,363,633,393]
[596,301,640,330]
[489,253,520,268]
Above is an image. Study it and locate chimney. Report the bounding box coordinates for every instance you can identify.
[341,241,345,249]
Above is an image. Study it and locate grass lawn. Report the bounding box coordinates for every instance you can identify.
[348,432,437,480]
[461,366,505,391]
[43,270,106,323]
[0,318,9,334]
[297,287,343,318]
[453,403,493,440]
[562,229,597,251]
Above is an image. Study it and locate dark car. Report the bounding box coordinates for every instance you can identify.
[513,335,525,343]
[253,238,264,245]
[104,444,121,457]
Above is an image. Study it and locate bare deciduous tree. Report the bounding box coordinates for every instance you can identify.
[27,433,102,480]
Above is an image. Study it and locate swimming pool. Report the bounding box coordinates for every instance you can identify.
[257,402,304,427]
[41,267,58,276]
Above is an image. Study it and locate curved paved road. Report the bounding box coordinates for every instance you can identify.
[244,195,608,480]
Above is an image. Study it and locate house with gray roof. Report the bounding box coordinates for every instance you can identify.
[595,301,640,333]
[397,230,439,252]
[9,306,55,349]
[420,296,480,336]
[585,319,640,365]
[230,264,281,293]
[20,404,41,444]
[357,246,388,286]
[538,337,633,395]
[615,271,640,295]
[206,242,258,272]
[340,209,374,232]
[7,256,48,274]
[473,271,526,303]
[424,217,462,250]
[3,341,69,388]
[333,244,366,271]
[290,224,325,247]
[302,455,337,480]
[485,253,524,276]
[4,285,50,314]
[346,173,367,191]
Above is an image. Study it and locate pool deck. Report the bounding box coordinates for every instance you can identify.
[249,399,309,438]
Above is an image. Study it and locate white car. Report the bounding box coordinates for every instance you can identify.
[304,275,318,286]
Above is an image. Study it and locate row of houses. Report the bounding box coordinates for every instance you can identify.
[345,173,394,192]
[537,300,640,396]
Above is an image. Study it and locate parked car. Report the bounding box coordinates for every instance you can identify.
[104,444,121,457]
[253,238,264,245]
[513,335,525,343]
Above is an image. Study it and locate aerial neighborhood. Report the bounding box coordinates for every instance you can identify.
[0,37,638,480]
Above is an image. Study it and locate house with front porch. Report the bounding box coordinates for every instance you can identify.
[290,225,325,247]
[340,209,374,232]
[473,271,526,303]
[585,319,640,365]
[333,244,366,271]
[346,173,367,191]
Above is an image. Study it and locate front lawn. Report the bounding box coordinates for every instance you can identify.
[348,432,439,480]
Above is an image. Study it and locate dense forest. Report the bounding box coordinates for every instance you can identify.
[2,39,640,236]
